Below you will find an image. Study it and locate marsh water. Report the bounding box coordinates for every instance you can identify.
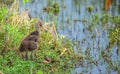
[19,0,120,74]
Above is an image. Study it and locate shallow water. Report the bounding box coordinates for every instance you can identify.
[19,0,120,74]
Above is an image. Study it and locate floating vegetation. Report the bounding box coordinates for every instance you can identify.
[108,16,120,47]
[86,5,93,13]
[43,2,60,16]
[109,24,120,46]
[111,16,120,24]
[101,13,110,24]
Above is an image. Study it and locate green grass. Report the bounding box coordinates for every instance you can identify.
[0,6,77,74]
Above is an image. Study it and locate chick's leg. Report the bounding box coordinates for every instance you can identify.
[25,50,28,60]
[30,51,33,60]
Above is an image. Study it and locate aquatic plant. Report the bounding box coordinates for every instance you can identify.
[101,13,110,24]
[107,16,120,47]
[87,5,93,13]
[43,1,60,16]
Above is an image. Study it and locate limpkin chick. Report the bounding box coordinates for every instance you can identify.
[19,21,43,60]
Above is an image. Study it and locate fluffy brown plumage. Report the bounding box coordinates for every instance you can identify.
[19,21,42,60]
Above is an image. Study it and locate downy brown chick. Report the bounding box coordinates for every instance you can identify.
[19,21,43,60]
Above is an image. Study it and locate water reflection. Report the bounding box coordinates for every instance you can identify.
[19,0,120,74]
